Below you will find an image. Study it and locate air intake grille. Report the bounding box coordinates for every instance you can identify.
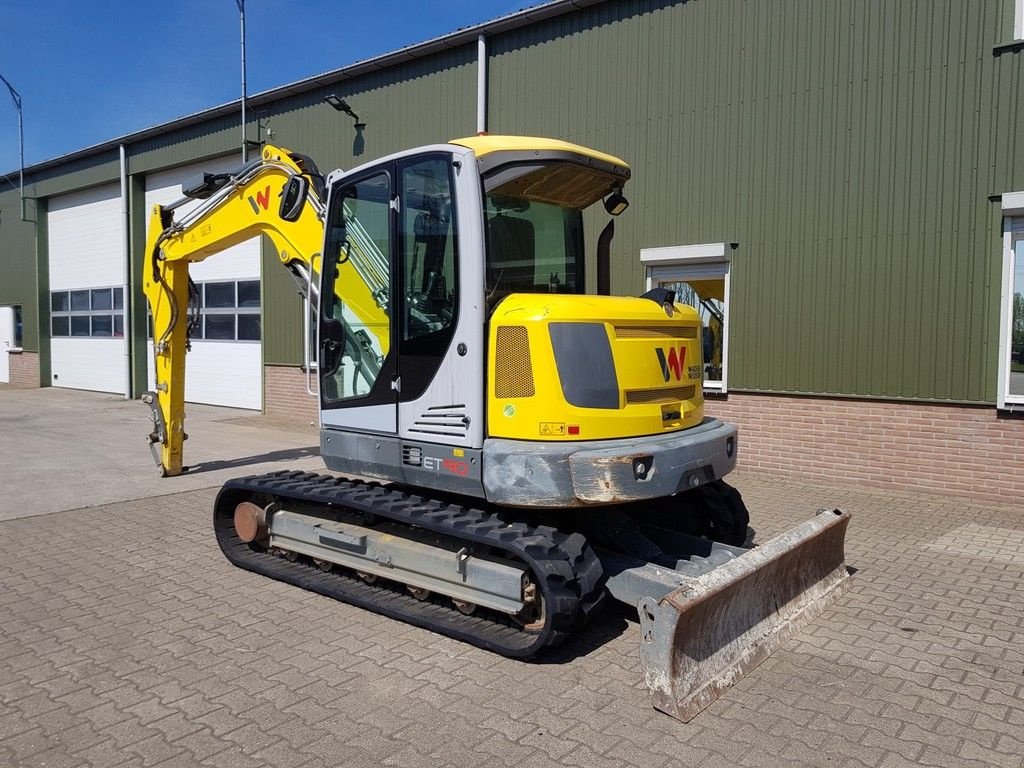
[494,326,535,398]
[402,445,423,467]
[626,385,696,405]
[615,325,698,339]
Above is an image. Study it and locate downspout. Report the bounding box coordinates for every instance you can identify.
[120,143,131,400]
[476,34,487,134]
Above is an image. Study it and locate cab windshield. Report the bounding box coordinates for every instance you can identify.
[482,158,630,302]
[484,193,584,301]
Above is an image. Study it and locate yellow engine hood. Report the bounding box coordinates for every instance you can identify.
[488,294,706,441]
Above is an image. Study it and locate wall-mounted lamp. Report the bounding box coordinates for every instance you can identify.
[324,94,366,130]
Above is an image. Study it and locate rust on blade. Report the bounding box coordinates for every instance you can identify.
[639,509,851,722]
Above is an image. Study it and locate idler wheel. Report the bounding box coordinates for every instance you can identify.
[234,501,269,544]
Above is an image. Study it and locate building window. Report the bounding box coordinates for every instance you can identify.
[999,197,1024,408]
[51,287,125,339]
[640,243,734,393]
[174,280,261,343]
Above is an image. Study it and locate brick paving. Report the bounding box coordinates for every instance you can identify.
[2,473,1023,768]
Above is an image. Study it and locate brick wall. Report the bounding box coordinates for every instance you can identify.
[6,351,39,388]
[262,363,1023,503]
[264,365,318,423]
[706,393,1023,504]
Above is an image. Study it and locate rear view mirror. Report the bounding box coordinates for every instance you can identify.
[279,175,310,222]
[603,189,629,216]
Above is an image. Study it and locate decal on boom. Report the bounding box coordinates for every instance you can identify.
[247,184,272,214]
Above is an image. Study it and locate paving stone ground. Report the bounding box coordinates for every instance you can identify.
[2,469,1023,768]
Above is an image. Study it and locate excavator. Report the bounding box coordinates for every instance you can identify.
[142,137,850,722]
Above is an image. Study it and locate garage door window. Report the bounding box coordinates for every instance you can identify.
[191,280,261,342]
[51,287,124,338]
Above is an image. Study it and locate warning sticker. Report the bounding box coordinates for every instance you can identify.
[539,422,567,436]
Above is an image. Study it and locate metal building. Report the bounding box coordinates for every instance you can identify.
[1,0,1022,500]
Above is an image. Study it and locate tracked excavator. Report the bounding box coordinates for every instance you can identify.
[142,137,850,721]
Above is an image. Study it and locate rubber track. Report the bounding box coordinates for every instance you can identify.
[213,470,606,658]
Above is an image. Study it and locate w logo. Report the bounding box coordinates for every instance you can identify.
[247,184,272,214]
[655,346,686,382]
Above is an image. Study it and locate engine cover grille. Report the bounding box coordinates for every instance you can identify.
[494,326,536,398]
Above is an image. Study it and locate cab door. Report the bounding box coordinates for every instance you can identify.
[318,167,398,434]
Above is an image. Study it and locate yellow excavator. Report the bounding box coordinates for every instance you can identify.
[142,137,850,722]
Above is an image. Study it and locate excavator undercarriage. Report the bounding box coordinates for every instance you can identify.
[215,470,849,720]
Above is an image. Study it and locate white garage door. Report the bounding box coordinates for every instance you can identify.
[145,156,263,410]
[48,183,127,394]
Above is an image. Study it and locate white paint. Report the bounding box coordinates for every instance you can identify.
[51,338,126,393]
[145,156,263,409]
[48,183,124,290]
[477,34,487,134]
[1002,190,1024,216]
[48,183,128,394]
[146,340,262,410]
[120,143,131,400]
[640,242,734,266]
[0,307,13,383]
[997,216,1024,410]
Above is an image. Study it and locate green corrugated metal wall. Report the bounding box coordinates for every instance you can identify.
[0,189,40,352]
[488,0,1023,402]
[259,46,477,365]
[2,0,1020,403]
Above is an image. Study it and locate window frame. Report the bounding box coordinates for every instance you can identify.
[50,286,125,339]
[997,193,1024,410]
[187,279,262,344]
[641,243,734,394]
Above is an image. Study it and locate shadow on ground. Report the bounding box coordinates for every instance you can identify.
[183,446,320,474]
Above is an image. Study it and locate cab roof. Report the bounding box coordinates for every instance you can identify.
[450,135,630,177]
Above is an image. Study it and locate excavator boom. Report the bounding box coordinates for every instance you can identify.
[142,146,325,476]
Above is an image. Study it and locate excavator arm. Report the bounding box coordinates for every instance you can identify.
[142,145,326,477]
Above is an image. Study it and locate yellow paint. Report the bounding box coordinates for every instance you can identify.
[450,135,629,173]
[487,294,705,441]
[144,145,339,476]
[453,448,464,457]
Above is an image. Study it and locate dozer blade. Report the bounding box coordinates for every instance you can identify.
[636,508,850,722]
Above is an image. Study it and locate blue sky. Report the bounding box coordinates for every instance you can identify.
[0,0,528,175]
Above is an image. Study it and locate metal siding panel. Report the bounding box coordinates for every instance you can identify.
[260,47,476,367]
[8,0,1021,403]
[262,47,477,177]
[129,116,240,176]
[128,174,148,396]
[0,188,39,351]
[489,0,1020,402]
[29,153,121,198]
[261,239,304,367]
